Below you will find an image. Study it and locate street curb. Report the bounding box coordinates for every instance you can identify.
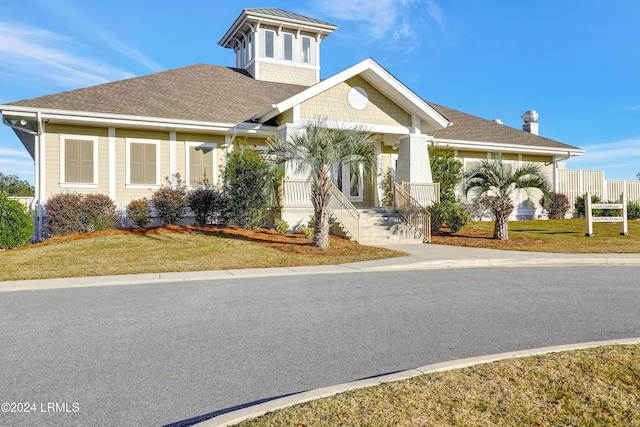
[195,337,640,427]
[2,257,640,292]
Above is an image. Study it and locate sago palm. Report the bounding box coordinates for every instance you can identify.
[464,159,549,240]
[268,119,378,249]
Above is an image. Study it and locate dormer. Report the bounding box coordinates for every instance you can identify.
[218,8,337,86]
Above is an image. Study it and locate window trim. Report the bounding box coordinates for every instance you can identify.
[126,138,161,188]
[59,134,98,188]
[185,141,218,188]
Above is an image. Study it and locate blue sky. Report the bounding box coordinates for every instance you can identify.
[1,0,639,184]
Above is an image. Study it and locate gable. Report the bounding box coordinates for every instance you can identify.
[299,75,411,127]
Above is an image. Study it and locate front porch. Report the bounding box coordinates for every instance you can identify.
[279,179,440,244]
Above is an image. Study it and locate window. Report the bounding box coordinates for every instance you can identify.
[61,136,96,185]
[247,33,253,62]
[127,139,159,186]
[284,33,293,60]
[186,142,217,186]
[265,30,274,58]
[302,36,311,64]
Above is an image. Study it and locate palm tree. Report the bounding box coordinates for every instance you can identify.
[268,119,378,249]
[464,159,549,240]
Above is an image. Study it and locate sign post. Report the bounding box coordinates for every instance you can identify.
[585,192,628,237]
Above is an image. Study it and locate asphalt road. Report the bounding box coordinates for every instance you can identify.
[1,266,639,426]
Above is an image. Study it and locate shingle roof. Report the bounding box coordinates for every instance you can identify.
[428,102,580,151]
[245,8,337,28]
[7,64,308,124]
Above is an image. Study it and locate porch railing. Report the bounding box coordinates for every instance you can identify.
[393,182,431,243]
[400,182,440,207]
[328,182,360,242]
[282,179,312,208]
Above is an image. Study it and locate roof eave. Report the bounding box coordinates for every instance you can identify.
[432,137,585,157]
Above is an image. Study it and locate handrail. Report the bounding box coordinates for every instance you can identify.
[328,182,360,242]
[393,182,431,243]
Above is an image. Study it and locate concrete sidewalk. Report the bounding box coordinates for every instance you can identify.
[1,244,639,292]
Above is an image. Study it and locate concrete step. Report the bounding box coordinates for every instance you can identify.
[339,208,426,244]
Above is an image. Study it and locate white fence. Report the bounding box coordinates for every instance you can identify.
[556,169,640,212]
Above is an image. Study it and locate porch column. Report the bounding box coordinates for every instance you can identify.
[396,134,433,183]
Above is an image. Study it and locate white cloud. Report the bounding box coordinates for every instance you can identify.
[34,0,163,73]
[569,139,640,180]
[0,147,31,158]
[629,105,640,111]
[0,22,136,88]
[314,0,444,43]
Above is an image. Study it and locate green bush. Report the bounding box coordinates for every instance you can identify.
[274,218,290,235]
[427,201,469,234]
[574,194,602,217]
[126,198,151,228]
[297,224,314,239]
[427,202,448,233]
[627,201,640,220]
[45,192,116,237]
[222,141,272,228]
[540,192,570,219]
[187,188,228,226]
[152,186,186,225]
[446,203,470,233]
[0,192,34,249]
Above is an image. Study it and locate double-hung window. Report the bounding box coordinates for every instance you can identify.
[302,36,311,64]
[60,135,97,186]
[284,33,293,61]
[265,30,274,58]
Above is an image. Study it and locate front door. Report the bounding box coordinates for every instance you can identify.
[334,163,363,202]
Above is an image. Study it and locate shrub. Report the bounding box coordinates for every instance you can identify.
[83,193,117,231]
[187,188,228,226]
[540,192,570,219]
[126,198,151,228]
[222,141,272,228]
[0,192,34,249]
[427,202,448,234]
[297,224,314,239]
[152,186,186,225]
[429,144,464,204]
[628,201,640,220]
[574,194,602,217]
[274,218,290,235]
[428,201,469,234]
[446,203,470,233]
[44,192,116,237]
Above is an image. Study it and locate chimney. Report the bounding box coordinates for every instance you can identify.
[522,110,539,135]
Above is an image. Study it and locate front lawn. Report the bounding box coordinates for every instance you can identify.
[432,219,640,253]
[0,226,406,281]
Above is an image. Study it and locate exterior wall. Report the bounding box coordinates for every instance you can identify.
[257,26,318,65]
[43,124,109,201]
[258,62,316,86]
[276,108,294,126]
[42,125,230,206]
[300,75,411,127]
[457,150,554,218]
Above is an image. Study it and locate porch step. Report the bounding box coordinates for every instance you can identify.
[355,208,425,245]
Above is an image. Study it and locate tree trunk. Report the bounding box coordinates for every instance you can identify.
[493,213,509,240]
[492,196,513,240]
[311,173,332,249]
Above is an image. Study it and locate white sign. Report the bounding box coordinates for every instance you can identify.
[585,192,628,237]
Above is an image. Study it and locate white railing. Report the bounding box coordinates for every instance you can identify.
[400,182,440,207]
[282,179,360,242]
[394,182,431,243]
[282,179,312,208]
[328,183,360,242]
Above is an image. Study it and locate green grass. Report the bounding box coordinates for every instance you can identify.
[433,219,640,253]
[0,226,406,281]
[235,344,640,427]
